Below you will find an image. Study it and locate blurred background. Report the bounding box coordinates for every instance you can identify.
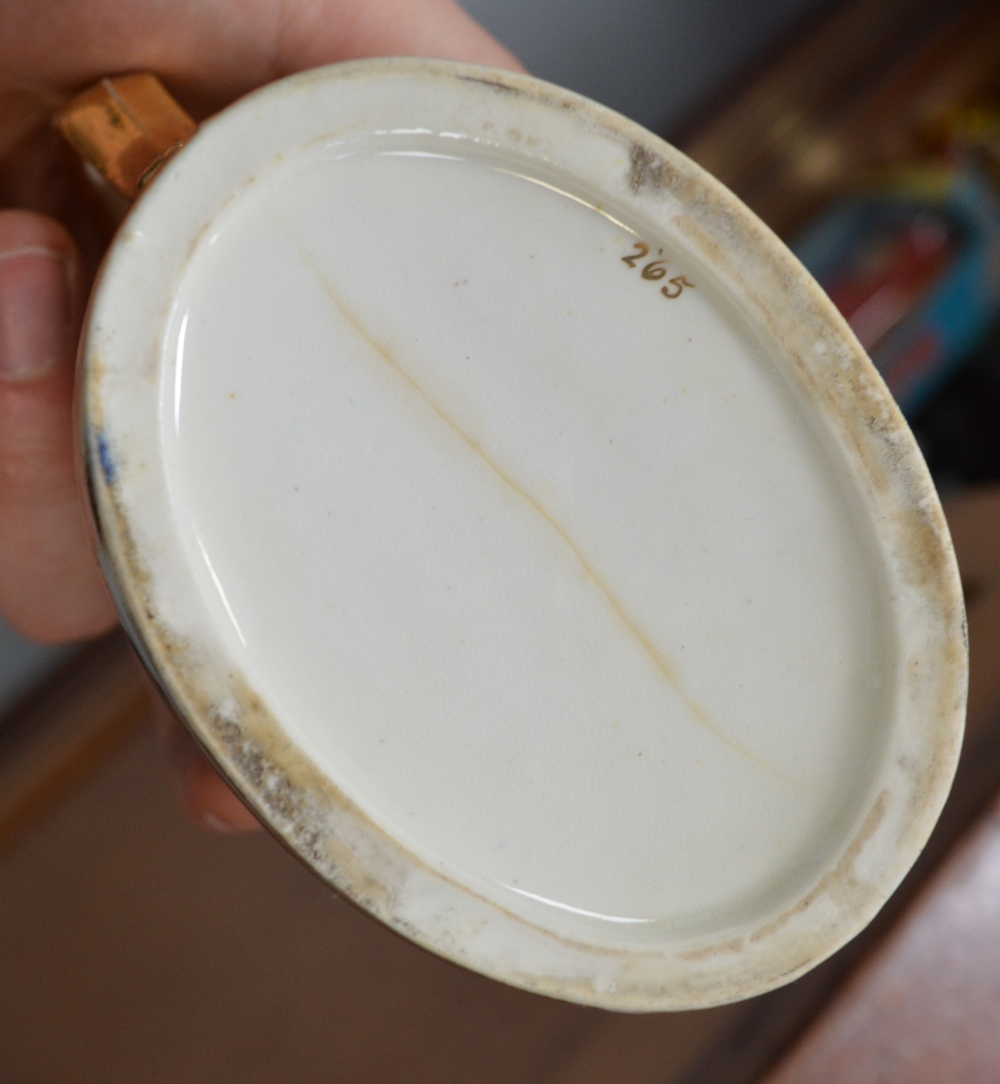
[3,0,1000,1079]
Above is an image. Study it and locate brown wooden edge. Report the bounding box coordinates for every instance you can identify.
[54,73,196,201]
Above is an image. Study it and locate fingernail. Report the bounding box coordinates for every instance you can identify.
[0,246,73,381]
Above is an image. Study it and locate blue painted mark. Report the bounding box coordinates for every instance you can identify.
[97,432,117,486]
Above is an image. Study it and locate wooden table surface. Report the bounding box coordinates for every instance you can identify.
[764,792,1000,1083]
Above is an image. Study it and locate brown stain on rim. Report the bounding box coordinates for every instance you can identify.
[749,789,890,945]
[679,936,744,962]
[627,144,669,195]
[652,127,967,836]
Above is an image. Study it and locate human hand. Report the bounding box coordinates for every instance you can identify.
[0,0,521,831]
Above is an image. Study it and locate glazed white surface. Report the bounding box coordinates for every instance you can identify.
[84,60,965,1007]
[160,140,888,937]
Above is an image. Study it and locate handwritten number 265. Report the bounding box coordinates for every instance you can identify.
[621,240,694,299]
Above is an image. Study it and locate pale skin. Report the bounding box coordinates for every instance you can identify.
[0,0,521,831]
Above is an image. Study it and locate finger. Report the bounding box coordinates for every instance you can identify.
[277,0,525,75]
[0,0,522,122]
[152,698,263,834]
[0,209,118,643]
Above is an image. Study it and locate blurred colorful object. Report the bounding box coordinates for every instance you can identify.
[794,165,1000,417]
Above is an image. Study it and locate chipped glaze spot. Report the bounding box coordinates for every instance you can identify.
[627,143,669,195]
[96,431,116,486]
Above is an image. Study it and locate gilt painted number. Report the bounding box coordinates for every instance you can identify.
[621,241,649,268]
[661,275,694,299]
[620,240,694,300]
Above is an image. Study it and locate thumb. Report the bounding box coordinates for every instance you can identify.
[0,209,118,643]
